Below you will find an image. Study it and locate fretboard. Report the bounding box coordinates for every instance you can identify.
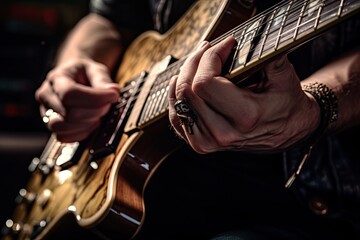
[137,0,360,127]
[228,0,360,78]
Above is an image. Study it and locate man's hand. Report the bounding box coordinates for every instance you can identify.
[35,58,120,142]
[168,36,320,154]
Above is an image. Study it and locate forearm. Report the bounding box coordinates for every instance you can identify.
[55,13,122,70]
[302,48,360,133]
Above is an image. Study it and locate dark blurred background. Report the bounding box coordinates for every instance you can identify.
[0,0,89,229]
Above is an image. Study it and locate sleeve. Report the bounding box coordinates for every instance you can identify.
[89,0,153,40]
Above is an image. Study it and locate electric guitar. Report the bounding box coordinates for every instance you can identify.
[3,0,360,239]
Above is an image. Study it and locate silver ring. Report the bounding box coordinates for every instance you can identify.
[42,108,58,125]
[174,99,196,135]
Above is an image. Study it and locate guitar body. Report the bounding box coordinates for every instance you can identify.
[8,0,359,238]
[5,1,255,239]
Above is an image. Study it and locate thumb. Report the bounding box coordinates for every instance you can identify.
[85,68,120,104]
[264,54,289,73]
[85,61,121,92]
[264,54,299,87]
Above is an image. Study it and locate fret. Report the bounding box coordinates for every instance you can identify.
[149,88,162,119]
[230,16,263,71]
[152,73,167,117]
[124,55,172,132]
[337,0,344,17]
[277,1,300,47]
[139,63,178,125]
[274,1,293,50]
[136,0,360,127]
[319,0,340,24]
[156,85,168,114]
[241,17,263,65]
[293,0,308,40]
[147,93,159,120]
[259,5,289,59]
[294,0,319,38]
[153,78,169,117]
[142,78,161,123]
[152,73,171,115]
[159,64,179,114]
[342,0,360,14]
[140,92,154,124]
[148,80,162,119]
[313,0,325,29]
[257,10,276,59]
[227,27,246,74]
[160,85,170,113]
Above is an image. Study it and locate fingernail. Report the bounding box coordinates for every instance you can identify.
[197,41,208,49]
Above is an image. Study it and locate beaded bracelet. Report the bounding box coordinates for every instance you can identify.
[285,82,338,188]
[302,82,338,131]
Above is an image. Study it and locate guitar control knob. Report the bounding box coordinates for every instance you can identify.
[1,219,22,237]
[29,156,55,176]
[30,219,48,239]
[15,188,36,206]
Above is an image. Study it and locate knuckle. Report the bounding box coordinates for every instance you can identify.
[190,143,208,154]
[203,48,220,61]
[175,81,192,99]
[213,132,232,148]
[34,87,45,102]
[192,75,208,97]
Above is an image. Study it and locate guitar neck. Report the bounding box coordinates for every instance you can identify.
[136,0,360,128]
[226,0,360,80]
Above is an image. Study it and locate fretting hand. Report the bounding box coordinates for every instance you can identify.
[168,36,320,154]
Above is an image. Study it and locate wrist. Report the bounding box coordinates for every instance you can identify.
[285,82,338,188]
[301,82,338,143]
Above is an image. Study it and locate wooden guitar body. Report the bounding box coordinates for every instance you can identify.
[4,0,360,238]
[4,1,255,239]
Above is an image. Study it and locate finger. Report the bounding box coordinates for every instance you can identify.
[173,41,212,139]
[175,40,210,101]
[35,80,66,116]
[195,35,237,81]
[190,36,259,126]
[86,62,121,91]
[50,75,119,108]
[65,105,112,122]
[171,76,243,153]
[47,113,100,142]
[264,54,300,89]
[168,75,187,141]
[53,123,100,143]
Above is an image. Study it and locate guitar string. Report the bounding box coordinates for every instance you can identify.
[120,0,311,121]
[26,0,303,229]
[214,0,336,46]
[148,0,329,90]
[122,1,315,149]
[217,0,343,63]
[34,2,354,212]
[48,0,350,171]
[136,0,348,119]
[73,0,356,197]
[197,0,345,78]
